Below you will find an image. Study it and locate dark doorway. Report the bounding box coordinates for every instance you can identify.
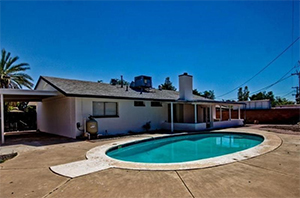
[4,103,37,132]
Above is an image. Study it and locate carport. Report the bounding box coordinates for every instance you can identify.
[0,89,58,144]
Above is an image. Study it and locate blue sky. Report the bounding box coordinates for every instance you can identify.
[1,0,299,101]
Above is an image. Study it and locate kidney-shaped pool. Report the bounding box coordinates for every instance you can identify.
[50,130,282,177]
[106,132,264,163]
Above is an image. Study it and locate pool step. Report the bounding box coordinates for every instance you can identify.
[50,160,111,178]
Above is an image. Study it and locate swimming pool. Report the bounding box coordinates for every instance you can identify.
[106,132,264,163]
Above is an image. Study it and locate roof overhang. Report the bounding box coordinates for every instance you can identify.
[190,100,246,106]
[0,89,59,102]
[167,99,246,106]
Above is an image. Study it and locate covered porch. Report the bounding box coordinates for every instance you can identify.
[161,101,245,132]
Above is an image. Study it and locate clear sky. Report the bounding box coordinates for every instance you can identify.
[1,0,299,101]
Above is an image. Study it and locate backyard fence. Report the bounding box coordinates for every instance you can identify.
[217,108,300,124]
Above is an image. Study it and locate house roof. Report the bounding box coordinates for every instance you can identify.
[35,76,244,105]
[36,76,212,101]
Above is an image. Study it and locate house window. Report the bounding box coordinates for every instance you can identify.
[93,102,118,117]
[134,101,145,107]
[151,101,162,107]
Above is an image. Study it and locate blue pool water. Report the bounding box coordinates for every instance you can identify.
[106,133,264,163]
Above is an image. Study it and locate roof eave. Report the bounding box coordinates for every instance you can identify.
[64,93,179,102]
[188,99,246,105]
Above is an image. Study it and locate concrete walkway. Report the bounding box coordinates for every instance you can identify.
[0,127,299,198]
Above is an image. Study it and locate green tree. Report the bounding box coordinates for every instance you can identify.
[274,97,294,106]
[161,77,176,91]
[244,86,249,100]
[238,86,249,101]
[110,78,129,86]
[202,90,215,99]
[250,91,275,106]
[238,87,243,101]
[0,49,33,89]
[193,89,201,96]
[193,89,215,99]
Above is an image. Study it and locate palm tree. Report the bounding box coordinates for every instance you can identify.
[0,49,33,89]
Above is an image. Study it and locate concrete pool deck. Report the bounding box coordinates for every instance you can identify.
[50,129,282,178]
[0,126,299,198]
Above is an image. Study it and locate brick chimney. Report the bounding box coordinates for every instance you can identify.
[179,72,193,100]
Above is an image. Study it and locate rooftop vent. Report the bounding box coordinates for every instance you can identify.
[158,85,162,90]
[120,75,124,88]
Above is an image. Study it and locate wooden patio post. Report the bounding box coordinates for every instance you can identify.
[1,94,4,144]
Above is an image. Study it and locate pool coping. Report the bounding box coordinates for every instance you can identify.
[50,128,282,178]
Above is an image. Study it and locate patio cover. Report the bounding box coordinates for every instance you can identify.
[0,89,59,144]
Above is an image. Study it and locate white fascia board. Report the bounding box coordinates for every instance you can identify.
[0,89,59,96]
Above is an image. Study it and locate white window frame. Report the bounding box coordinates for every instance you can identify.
[93,102,118,118]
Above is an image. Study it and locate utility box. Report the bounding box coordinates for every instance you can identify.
[134,75,152,88]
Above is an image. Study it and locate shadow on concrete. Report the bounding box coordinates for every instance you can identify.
[1,131,78,147]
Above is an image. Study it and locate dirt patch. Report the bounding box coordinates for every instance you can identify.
[261,125,300,132]
[248,124,300,135]
[0,152,17,163]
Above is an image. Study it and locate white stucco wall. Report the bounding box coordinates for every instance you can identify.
[161,120,243,131]
[37,96,76,138]
[161,122,206,131]
[212,119,244,129]
[75,98,168,136]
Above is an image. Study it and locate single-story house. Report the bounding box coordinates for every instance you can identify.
[32,73,245,139]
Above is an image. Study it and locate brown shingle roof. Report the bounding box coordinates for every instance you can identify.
[37,76,214,102]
